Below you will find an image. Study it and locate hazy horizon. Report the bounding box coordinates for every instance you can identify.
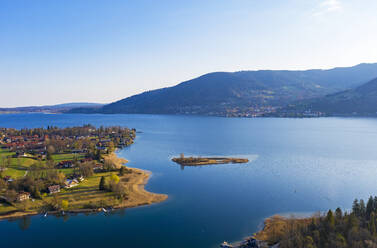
[1,0,377,107]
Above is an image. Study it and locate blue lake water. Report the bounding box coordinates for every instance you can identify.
[2,114,377,247]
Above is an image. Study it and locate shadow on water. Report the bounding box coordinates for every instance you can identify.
[18,216,31,231]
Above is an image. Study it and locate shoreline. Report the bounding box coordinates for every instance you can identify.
[0,153,168,221]
[222,214,314,248]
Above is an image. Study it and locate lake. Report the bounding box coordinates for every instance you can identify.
[2,114,377,247]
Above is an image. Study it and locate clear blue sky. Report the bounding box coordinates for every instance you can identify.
[1,0,377,107]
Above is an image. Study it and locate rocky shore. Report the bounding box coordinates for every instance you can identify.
[220,238,273,248]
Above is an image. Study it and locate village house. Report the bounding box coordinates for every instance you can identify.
[96,146,108,152]
[48,185,60,194]
[13,151,27,158]
[64,179,79,188]
[17,192,31,202]
[93,164,103,172]
[57,160,74,168]
[3,176,13,182]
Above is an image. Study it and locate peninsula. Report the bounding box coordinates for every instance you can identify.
[221,196,377,248]
[0,125,167,220]
[172,154,249,166]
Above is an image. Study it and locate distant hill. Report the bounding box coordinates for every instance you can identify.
[68,63,377,116]
[278,77,377,116]
[0,102,104,114]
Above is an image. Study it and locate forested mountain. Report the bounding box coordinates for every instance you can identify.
[68,63,377,116]
[279,77,377,116]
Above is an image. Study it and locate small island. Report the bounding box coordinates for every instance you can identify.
[172,154,249,166]
[0,125,167,220]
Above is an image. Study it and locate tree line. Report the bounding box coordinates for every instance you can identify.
[259,196,377,248]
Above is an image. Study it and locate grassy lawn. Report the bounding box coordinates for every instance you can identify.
[0,149,41,179]
[52,153,85,162]
[0,171,119,215]
[0,148,122,214]
[58,172,118,209]
[0,149,14,157]
[2,168,26,178]
[9,157,37,168]
[0,203,17,213]
[57,168,75,175]
[0,149,84,179]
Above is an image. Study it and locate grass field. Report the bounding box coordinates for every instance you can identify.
[0,149,167,219]
[0,149,86,179]
[0,149,13,157]
[1,168,25,178]
[1,149,41,178]
[58,172,119,209]
[0,171,121,215]
[52,153,85,162]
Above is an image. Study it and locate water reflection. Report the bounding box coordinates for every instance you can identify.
[18,216,31,231]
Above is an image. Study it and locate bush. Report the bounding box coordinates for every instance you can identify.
[61,200,69,210]
[110,174,120,184]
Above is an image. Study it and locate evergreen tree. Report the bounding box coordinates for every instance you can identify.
[95,149,101,161]
[33,188,42,199]
[326,210,335,231]
[353,199,360,217]
[99,176,106,191]
[119,166,125,176]
[335,207,343,220]
[367,196,374,218]
[370,213,377,236]
[360,199,366,217]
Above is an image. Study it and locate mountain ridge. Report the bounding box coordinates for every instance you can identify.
[67,63,377,116]
[278,77,377,116]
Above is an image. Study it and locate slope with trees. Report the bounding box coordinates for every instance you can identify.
[253,196,377,248]
[68,63,377,117]
[277,77,377,116]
